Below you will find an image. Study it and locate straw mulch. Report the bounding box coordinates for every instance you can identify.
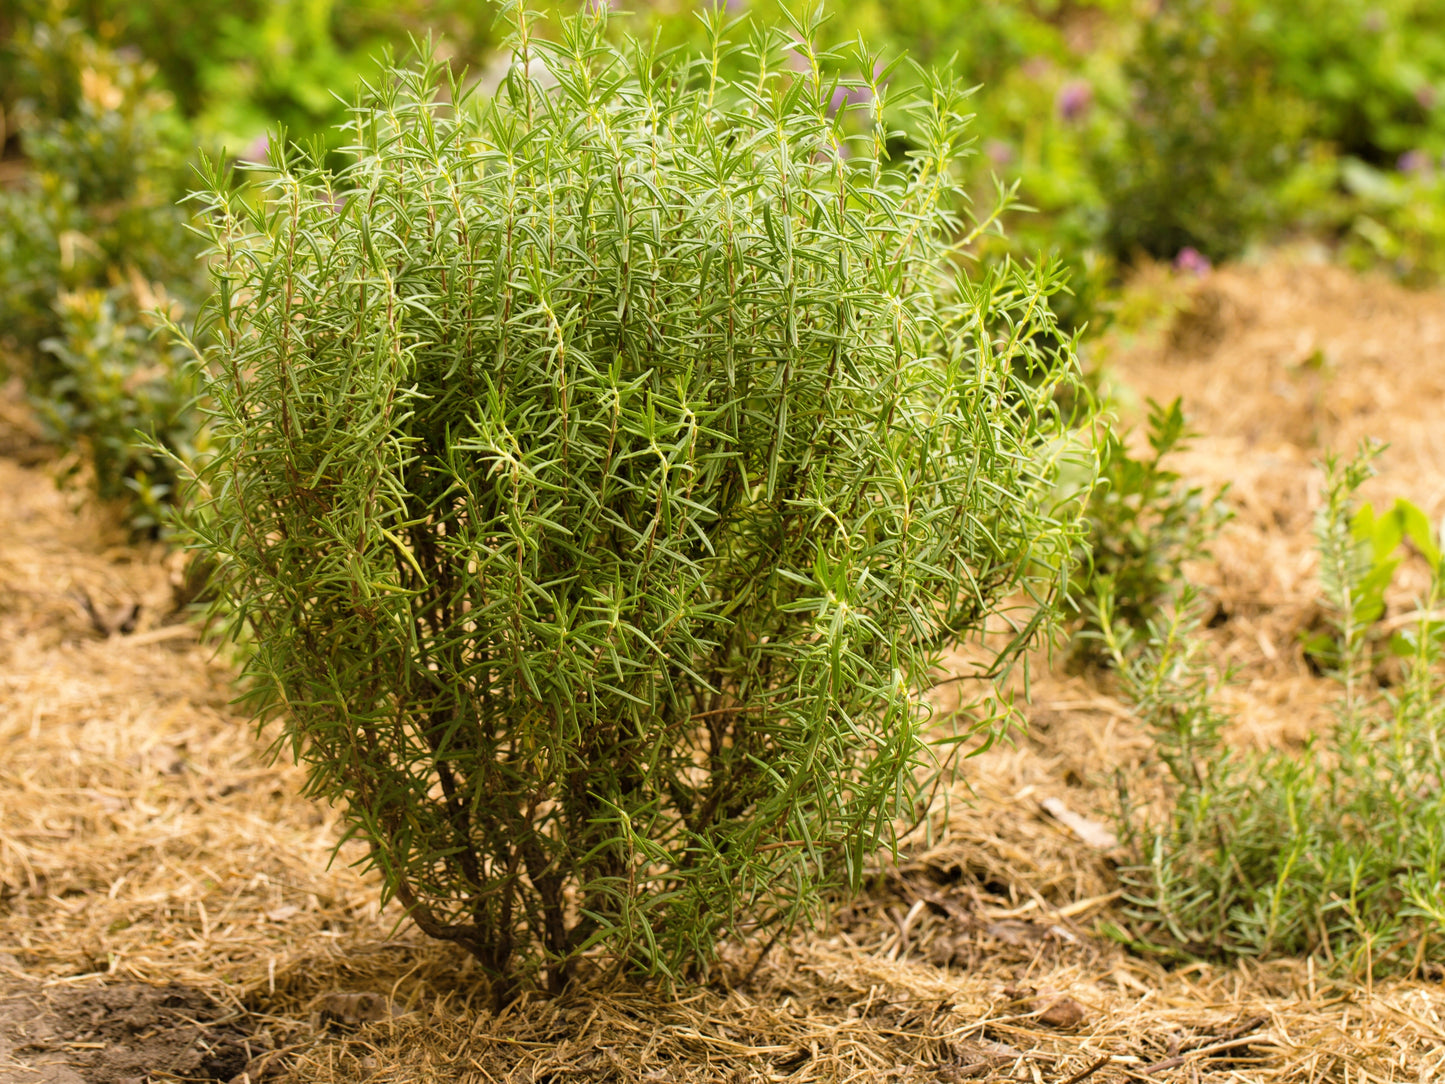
[1097,251,1445,750]
[3,254,1445,1083]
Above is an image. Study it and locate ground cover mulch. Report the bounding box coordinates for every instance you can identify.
[2,254,1445,1083]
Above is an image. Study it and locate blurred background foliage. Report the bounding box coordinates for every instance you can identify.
[2,0,1445,529]
[5,0,1445,305]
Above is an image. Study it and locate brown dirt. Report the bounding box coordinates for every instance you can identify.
[0,983,254,1084]
[2,254,1444,1083]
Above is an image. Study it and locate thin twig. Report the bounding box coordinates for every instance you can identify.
[742,924,788,985]
[1140,1033,1266,1074]
[1060,1055,1112,1084]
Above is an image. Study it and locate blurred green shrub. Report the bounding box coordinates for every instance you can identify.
[1094,0,1307,263]
[0,13,204,529]
[1301,485,1441,675]
[36,286,201,529]
[191,0,384,155]
[1261,0,1445,165]
[52,0,265,116]
[178,10,1092,994]
[0,15,201,344]
[31,0,503,154]
[1334,157,1445,286]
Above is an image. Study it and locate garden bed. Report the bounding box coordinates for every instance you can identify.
[2,254,1444,1083]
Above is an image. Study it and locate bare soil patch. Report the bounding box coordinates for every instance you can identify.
[0,983,254,1084]
[2,256,1444,1082]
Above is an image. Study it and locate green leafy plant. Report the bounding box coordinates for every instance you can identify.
[1073,398,1230,651]
[1333,158,1445,287]
[640,0,1123,331]
[0,13,205,529]
[0,14,201,351]
[45,0,505,141]
[193,0,387,156]
[1259,0,1445,165]
[1108,448,1445,976]
[1302,459,1441,674]
[34,286,201,530]
[1094,0,1307,262]
[176,7,1091,995]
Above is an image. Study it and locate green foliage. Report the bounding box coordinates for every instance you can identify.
[34,287,201,530]
[1334,159,1445,287]
[1108,450,1445,977]
[192,0,385,155]
[31,0,507,159]
[1302,448,1440,675]
[1073,398,1229,649]
[1346,497,1441,618]
[177,9,1091,993]
[14,0,1445,306]
[0,13,205,529]
[49,0,266,116]
[1260,0,1445,164]
[0,15,200,348]
[1094,0,1307,262]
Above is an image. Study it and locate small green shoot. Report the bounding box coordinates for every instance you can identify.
[1073,397,1230,658]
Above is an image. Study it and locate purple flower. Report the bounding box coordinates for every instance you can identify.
[827,83,872,118]
[1174,247,1211,276]
[1056,79,1093,123]
[587,0,612,13]
[1398,149,1431,175]
[723,0,747,11]
[985,140,1014,169]
[1416,84,1438,111]
[1362,8,1386,33]
[243,133,271,167]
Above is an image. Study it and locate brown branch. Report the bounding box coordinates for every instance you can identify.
[1060,1056,1112,1084]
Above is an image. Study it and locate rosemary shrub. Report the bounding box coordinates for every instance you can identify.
[180,8,1088,992]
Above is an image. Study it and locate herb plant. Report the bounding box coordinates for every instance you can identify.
[1301,467,1440,676]
[0,13,205,530]
[1095,0,1306,262]
[178,7,1090,994]
[1108,449,1445,976]
[1073,398,1230,654]
[0,15,201,352]
[35,287,201,531]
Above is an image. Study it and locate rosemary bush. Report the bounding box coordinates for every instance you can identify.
[181,8,1088,992]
